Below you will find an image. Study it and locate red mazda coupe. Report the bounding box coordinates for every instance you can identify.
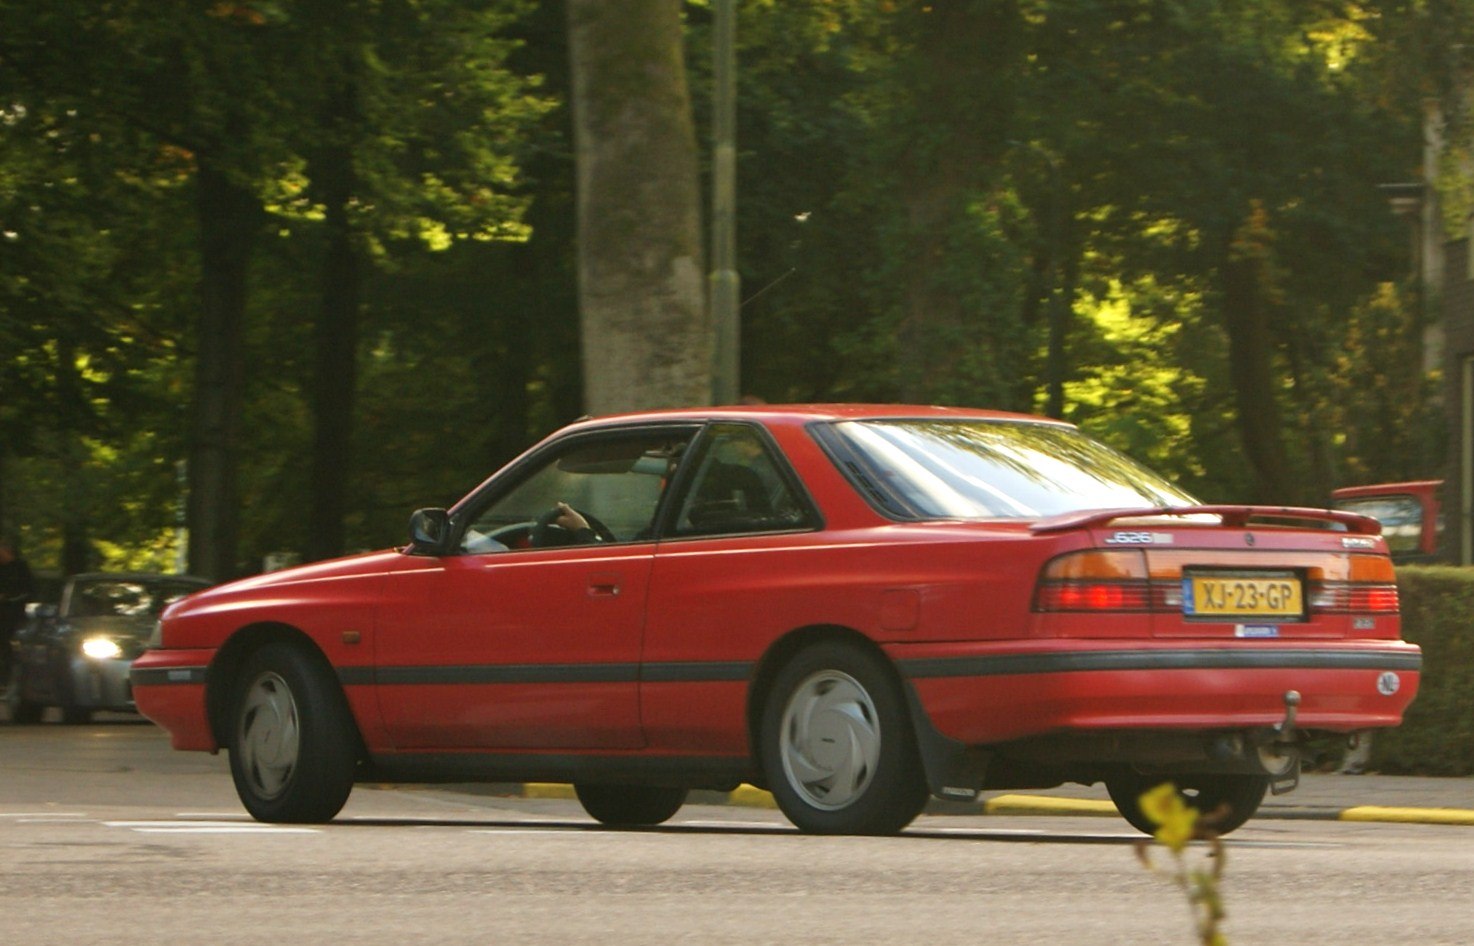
[132,405,1420,835]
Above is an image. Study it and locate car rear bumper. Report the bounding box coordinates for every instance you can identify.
[130,648,217,751]
[891,639,1422,746]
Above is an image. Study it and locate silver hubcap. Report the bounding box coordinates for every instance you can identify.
[237,672,300,800]
[779,669,880,810]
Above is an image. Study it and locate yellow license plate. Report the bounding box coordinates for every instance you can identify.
[1184,570,1303,620]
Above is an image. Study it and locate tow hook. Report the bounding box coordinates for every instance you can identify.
[1275,689,1300,735]
[1263,690,1302,795]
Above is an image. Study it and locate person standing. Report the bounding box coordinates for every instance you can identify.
[0,536,36,687]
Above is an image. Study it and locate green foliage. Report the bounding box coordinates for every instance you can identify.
[1371,566,1474,776]
[1323,282,1446,486]
[1,0,555,571]
[1060,276,1241,498]
[1,0,1466,570]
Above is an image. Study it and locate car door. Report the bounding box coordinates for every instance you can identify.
[373,427,693,750]
[640,422,826,755]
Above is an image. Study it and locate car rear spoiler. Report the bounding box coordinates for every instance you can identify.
[1030,505,1382,536]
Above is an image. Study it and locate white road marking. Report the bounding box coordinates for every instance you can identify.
[675,820,786,830]
[103,820,319,834]
[469,828,597,836]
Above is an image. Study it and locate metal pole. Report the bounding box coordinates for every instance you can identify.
[710,0,740,404]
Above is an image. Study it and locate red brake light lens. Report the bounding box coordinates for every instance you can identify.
[1036,582,1152,611]
[1310,582,1399,614]
[1035,550,1152,612]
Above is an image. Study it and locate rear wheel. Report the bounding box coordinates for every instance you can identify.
[228,643,358,823]
[1106,771,1269,837]
[760,641,929,835]
[4,666,43,724]
[574,784,688,826]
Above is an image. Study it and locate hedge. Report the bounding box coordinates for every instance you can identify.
[1368,566,1474,776]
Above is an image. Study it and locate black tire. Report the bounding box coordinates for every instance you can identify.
[1106,771,1270,837]
[759,641,929,835]
[227,643,358,823]
[5,666,44,724]
[60,704,93,725]
[574,784,688,826]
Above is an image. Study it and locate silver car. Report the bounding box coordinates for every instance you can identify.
[6,572,210,724]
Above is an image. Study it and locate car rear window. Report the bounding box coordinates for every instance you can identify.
[822,419,1198,520]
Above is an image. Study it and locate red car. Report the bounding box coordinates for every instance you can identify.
[1331,479,1444,564]
[132,405,1420,835]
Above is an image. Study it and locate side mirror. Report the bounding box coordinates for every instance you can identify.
[407,508,453,555]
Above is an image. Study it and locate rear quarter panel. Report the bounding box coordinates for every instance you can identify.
[640,523,1070,753]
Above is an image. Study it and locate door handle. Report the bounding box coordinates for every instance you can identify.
[587,573,621,597]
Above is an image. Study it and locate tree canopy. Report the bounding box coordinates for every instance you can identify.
[0,0,1460,575]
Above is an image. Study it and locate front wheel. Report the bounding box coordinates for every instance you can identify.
[760,641,929,835]
[228,643,358,823]
[574,784,688,826]
[1106,771,1269,837]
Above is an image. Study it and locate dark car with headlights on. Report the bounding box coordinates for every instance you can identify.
[6,572,210,724]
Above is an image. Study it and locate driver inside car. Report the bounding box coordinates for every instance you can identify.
[548,502,599,543]
[461,501,600,553]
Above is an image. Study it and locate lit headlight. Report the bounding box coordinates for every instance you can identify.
[81,637,124,660]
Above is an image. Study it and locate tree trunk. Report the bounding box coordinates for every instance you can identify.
[54,338,95,575]
[305,118,362,563]
[893,1,1023,407]
[1221,253,1292,503]
[187,160,258,581]
[566,0,709,413]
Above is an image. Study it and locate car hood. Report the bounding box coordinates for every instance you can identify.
[162,548,407,618]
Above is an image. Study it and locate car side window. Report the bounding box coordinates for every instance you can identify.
[671,424,811,537]
[459,432,691,553]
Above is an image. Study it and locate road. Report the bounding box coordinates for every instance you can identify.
[2,718,1471,945]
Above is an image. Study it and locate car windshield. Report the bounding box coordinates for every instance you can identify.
[827,419,1199,519]
[66,579,205,618]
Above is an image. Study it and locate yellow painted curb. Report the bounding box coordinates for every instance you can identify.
[520,782,780,807]
[1338,806,1474,826]
[983,794,1119,817]
[514,783,1472,826]
[727,784,779,808]
[522,782,578,800]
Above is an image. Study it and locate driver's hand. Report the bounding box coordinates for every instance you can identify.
[553,502,590,533]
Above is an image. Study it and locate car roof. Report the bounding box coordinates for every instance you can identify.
[66,572,212,586]
[565,403,1070,429]
[1331,480,1444,500]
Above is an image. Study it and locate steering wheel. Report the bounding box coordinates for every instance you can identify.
[530,505,618,547]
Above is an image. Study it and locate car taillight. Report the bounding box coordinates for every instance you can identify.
[1035,550,1153,612]
[1308,555,1400,614]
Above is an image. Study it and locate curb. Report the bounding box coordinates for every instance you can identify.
[517,783,1474,826]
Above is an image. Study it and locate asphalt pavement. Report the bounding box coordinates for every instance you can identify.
[4,699,1466,826]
